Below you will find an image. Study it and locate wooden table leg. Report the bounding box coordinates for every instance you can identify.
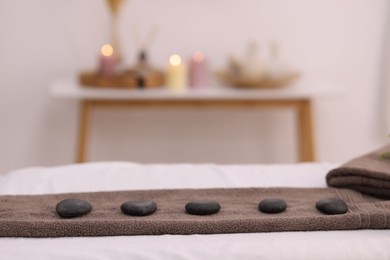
[297,99,315,162]
[76,100,91,163]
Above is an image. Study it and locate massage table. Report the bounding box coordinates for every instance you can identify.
[0,146,389,259]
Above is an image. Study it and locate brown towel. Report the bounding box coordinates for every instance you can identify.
[0,187,389,237]
[327,144,390,199]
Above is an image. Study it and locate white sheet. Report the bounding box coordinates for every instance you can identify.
[0,162,389,260]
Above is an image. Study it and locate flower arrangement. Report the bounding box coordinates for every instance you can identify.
[381,135,390,159]
[382,152,390,159]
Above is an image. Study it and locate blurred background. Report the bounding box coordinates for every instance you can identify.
[0,0,389,174]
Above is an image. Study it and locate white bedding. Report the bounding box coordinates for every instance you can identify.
[0,162,389,260]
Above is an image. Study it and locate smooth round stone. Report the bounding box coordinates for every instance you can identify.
[185,200,221,216]
[56,198,92,218]
[121,200,157,216]
[316,198,348,215]
[258,198,287,214]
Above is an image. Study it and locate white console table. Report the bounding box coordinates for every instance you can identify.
[50,77,339,163]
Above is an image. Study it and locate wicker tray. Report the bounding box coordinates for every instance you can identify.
[79,70,165,89]
[217,71,300,89]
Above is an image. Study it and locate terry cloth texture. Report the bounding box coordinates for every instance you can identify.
[327,144,390,199]
[0,187,389,237]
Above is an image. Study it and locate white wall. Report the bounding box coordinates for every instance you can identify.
[0,0,388,174]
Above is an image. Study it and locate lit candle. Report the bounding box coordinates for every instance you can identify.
[99,44,117,76]
[189,51,209,88]
[166,54,186,92]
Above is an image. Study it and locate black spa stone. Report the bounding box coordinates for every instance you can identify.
[121,200,157,216]
[258,198,287,214]
[316,198,348,215]
[56,198,92,218]
[185,200,221,215]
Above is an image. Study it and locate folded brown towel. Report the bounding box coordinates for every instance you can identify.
[0,187,389,237]
[327,144,390,199]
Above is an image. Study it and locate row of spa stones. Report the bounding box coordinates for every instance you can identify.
[56,198,348,219]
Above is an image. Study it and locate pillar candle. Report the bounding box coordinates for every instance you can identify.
[99,44,117,76]
[166,54,186,92]
[189,51,209,88]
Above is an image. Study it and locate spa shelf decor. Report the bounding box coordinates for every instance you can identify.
[79,48,165,89]
[217,41,300,89]
[79,0,164,89]
[79,39,165,89]
[79,49,165,89]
